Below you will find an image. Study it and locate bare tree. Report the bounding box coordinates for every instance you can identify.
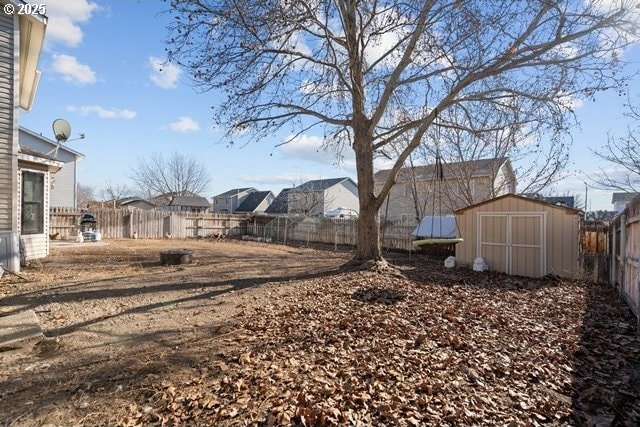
[76,183,95,208]
[593,97,640,192]
[130,152,211,202]
[100,181,132,208]
[167,0,637,264]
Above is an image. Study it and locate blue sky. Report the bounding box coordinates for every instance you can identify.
[19,0,640,210]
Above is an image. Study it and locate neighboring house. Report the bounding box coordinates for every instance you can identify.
[612,192,640,213]
[19,127,84,208]
[1,3,47,270]
[167,195,211,213]
[213,188,256,212]
[521,194,575,209]
[374,157,516,221]
[235,191,275,213]
[120,197,156,210]
[265,188,292,215]
[287,178,359,216]
[93,196,156,210]
[542,196,575,209]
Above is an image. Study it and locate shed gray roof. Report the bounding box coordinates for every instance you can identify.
[611,192,640,203]
[169,195,211,208]
[455,193,581,214]
[374,157,510,182]
[236,191,273,212]
[215,187,255,198]
[265,188,292,214]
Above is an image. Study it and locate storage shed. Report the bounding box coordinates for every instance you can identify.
[455,194,581,278]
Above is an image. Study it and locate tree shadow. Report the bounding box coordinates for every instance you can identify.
[0,323,237,425]
[570,283,640,426]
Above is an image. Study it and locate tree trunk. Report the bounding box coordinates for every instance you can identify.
[355,196,382,261]
[352,121,383,262]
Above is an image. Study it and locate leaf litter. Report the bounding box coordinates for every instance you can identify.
[120,257,640,426]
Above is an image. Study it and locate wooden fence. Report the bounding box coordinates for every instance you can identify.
[245,215,417,252]
[50,208,249,240]
[610,196,640,328]
[50,208,421,253]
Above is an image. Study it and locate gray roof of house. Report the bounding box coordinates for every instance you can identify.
[295,177,353,191]
[120,197,156,207]
[265,188,292,214]
[169,195,211,208]
[236,191,273,212]
[543,196,575,208]
[374,157,510,182]
[611,192,640,203]
[215,187,255,198]
[19,127,85,159]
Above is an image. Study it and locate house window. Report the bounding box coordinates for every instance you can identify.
[21,171,44,235]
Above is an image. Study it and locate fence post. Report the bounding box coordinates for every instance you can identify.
[620,215,626,300]
[284,219,288,245]
[610,224,617,288]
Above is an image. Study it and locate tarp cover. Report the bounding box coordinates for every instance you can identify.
[412,216,457,238]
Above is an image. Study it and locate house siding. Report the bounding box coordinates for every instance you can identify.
[255,194,275,213]
[324,181,359,213]
[376,164,515,220]
[19,129,79,207]
[0,12,16,232]
[17,165,50,260]
[213,190,254,212]
[455,196,580,278]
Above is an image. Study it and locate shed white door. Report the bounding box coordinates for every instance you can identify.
[478,213,546,277]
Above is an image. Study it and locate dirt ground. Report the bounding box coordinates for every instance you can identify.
[0,239,638,426]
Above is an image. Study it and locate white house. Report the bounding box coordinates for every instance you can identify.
[284,178,359,216]
[19,127,84,208]
[213,188,256,213]
[0,2,47,271]
[235,191,275,213]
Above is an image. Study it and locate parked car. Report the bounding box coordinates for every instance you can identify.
[324,207,358,218]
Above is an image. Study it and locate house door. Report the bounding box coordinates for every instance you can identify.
[478,214,545,277]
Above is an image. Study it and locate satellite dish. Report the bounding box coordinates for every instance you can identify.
[52,118,71,142]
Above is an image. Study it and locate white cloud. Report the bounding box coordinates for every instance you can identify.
[278,134,357,174]
[149,56,181,89]
[39,0,100,47]
[67,105,137,120]
[238,173,323,186]
[169,116,200,132]
[51,54,96,85]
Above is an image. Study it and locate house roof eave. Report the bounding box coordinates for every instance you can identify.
[19,127,85,159]
[14,4,47,110]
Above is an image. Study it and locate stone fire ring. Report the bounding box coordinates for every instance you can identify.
[160,249,193,266]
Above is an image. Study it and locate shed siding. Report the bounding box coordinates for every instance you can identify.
[456,196,579,278]
[0,12,16,232]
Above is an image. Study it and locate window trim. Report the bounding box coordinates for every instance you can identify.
[21,170,45,235]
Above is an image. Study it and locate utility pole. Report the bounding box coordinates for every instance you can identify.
[584,182,588,221]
